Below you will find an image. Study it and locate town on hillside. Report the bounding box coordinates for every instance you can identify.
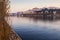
[9,7,60,20]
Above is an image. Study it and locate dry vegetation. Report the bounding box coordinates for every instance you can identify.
[0,0,22,40]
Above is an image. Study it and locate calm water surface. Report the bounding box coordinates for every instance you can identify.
[8,17,60,40]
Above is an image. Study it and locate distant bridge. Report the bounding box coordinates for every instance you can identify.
[21,12,54,17]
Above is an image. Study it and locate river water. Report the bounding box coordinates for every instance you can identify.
[8,16,60,40]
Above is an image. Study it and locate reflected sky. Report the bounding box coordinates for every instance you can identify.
[9,17,60,30]
[10,0,60,13]
[8,17,60,40]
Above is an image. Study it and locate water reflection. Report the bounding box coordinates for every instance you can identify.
[8,16,60,40]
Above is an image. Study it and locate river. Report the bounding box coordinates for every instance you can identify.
[7,16,60,40]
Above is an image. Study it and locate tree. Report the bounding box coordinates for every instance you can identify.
[0,0,21,40]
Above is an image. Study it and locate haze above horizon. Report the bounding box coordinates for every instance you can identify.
[10,0,60,13]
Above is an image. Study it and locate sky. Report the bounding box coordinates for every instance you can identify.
[10,0,60,13]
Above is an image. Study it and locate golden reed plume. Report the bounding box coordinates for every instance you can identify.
[0,0,22,40]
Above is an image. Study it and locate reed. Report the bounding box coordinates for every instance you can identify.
[0,0,22,40]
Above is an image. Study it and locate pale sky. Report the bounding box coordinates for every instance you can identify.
[10,0,60,13]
